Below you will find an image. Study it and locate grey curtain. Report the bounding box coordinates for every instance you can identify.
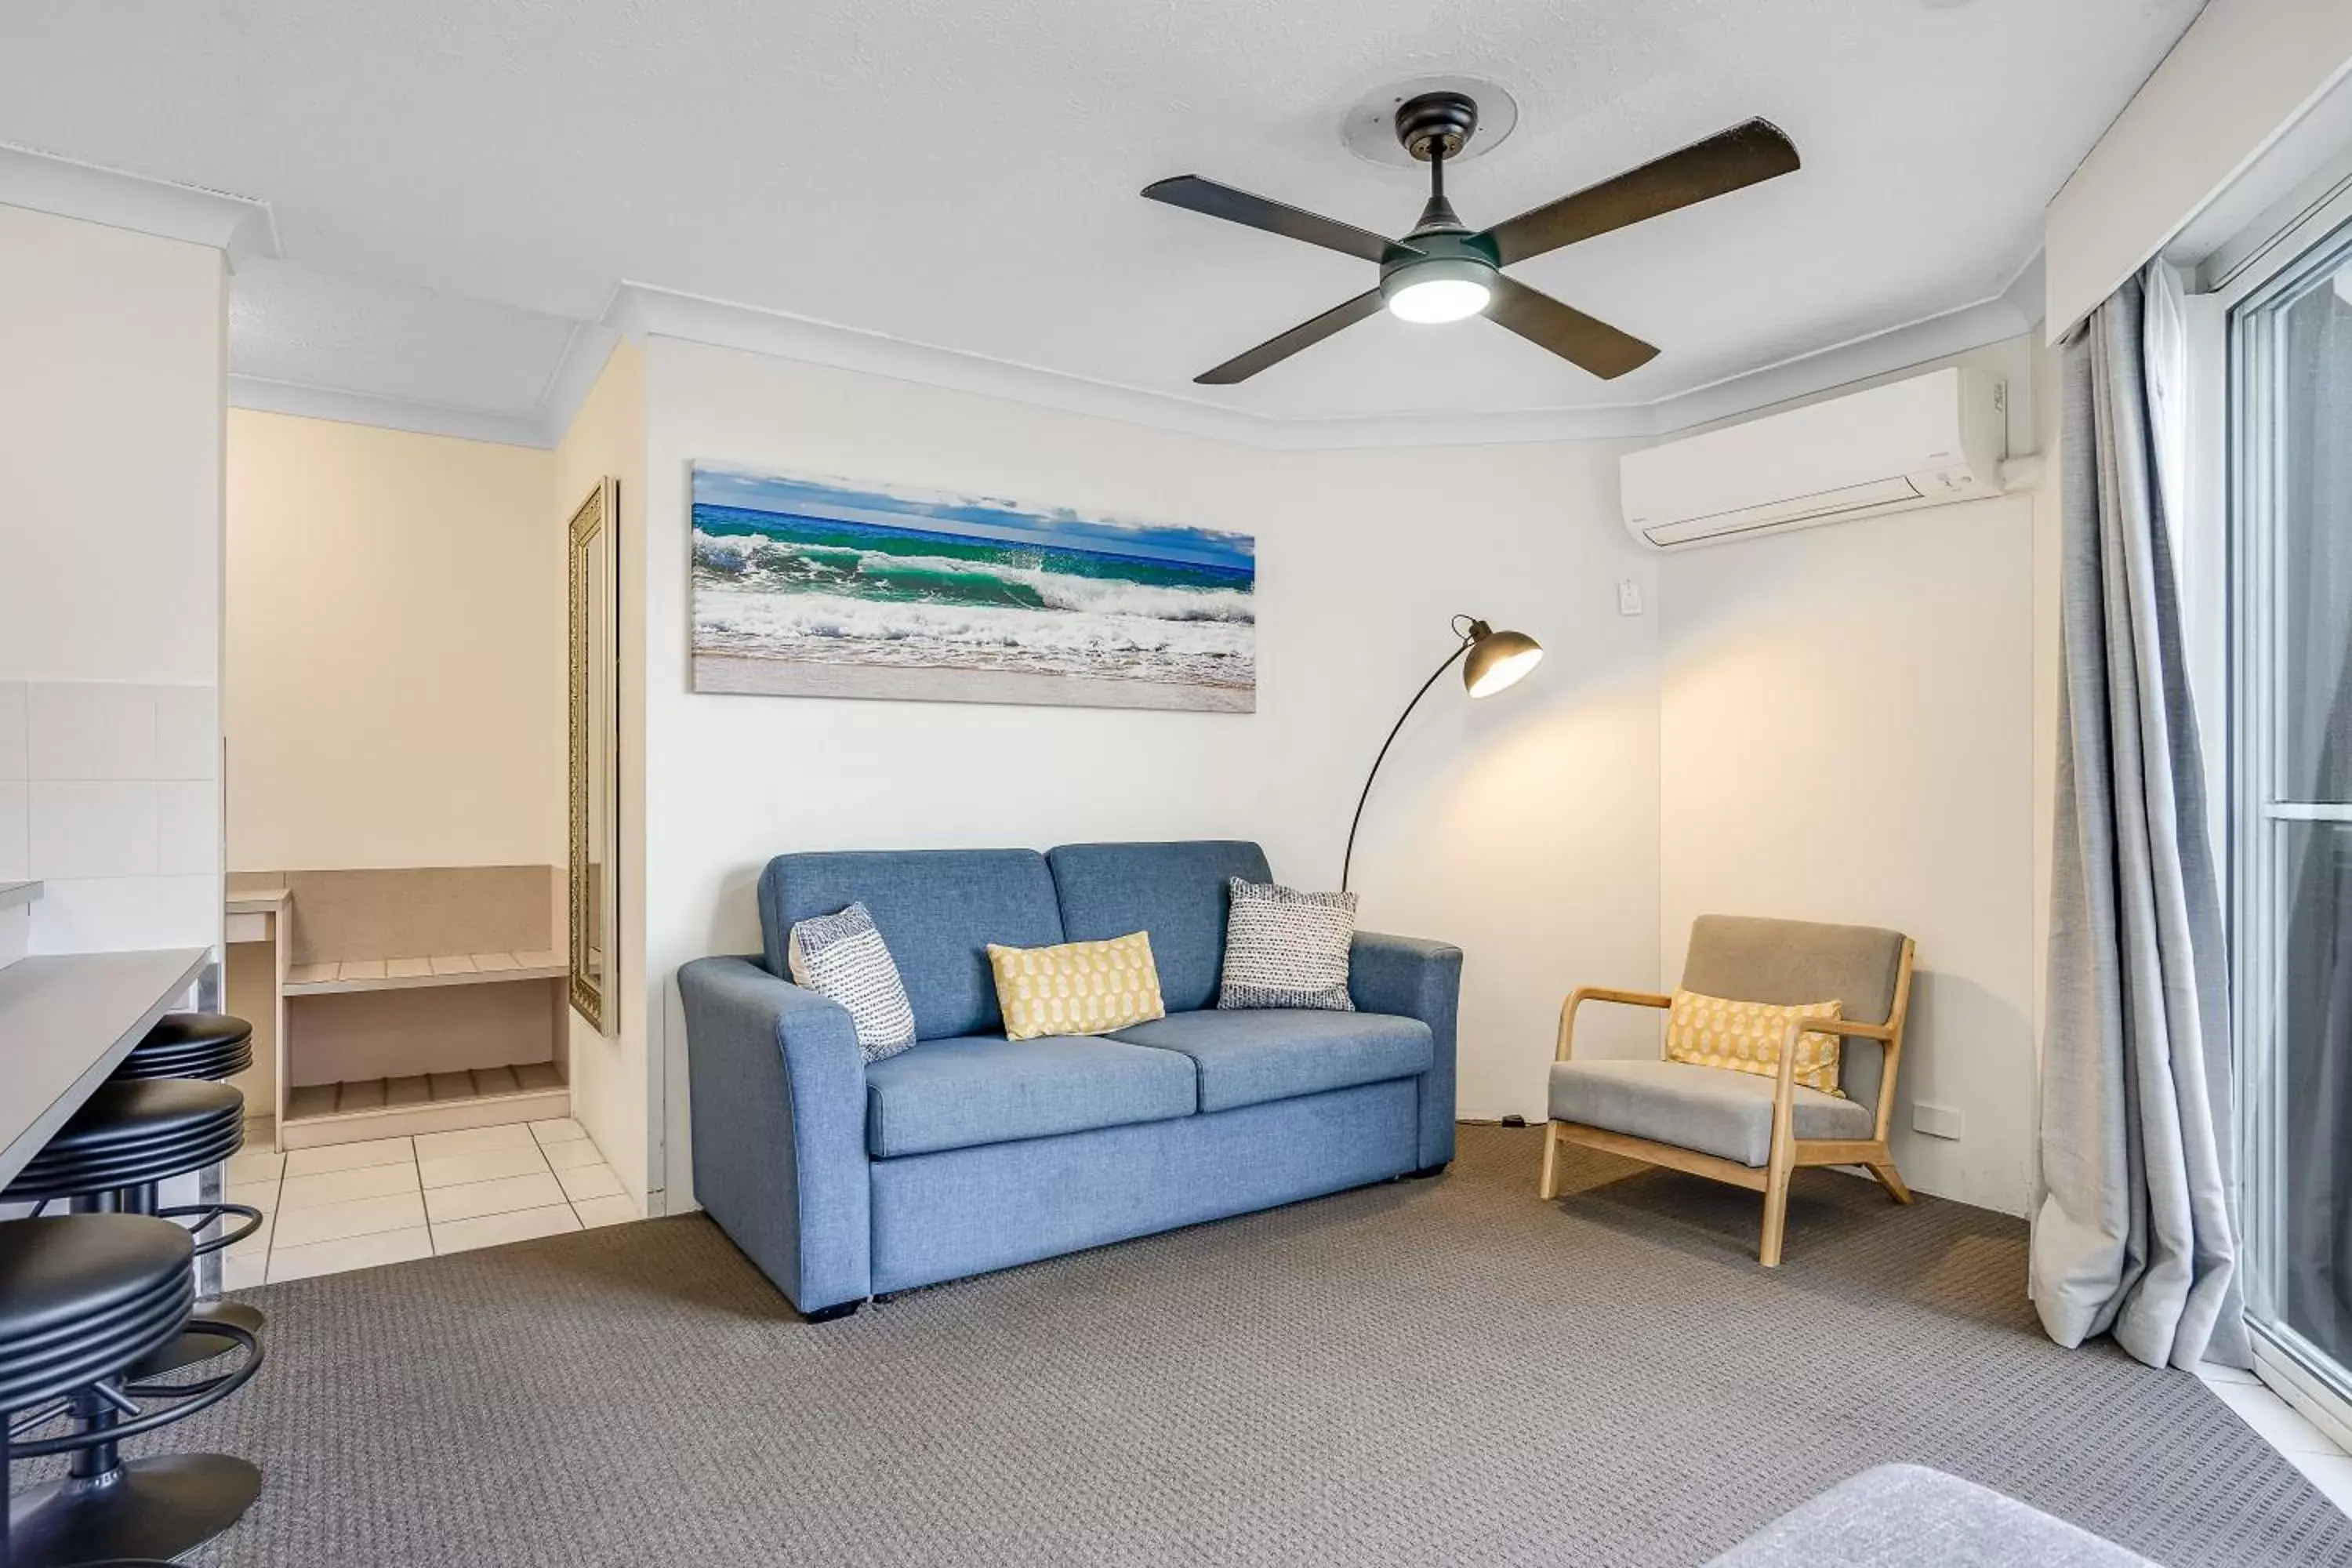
[2032,267,2249,1370]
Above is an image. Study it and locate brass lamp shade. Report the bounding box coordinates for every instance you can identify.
[1342,614,1546,891]
[1462,622,1544,698]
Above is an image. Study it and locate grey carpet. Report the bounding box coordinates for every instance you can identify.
[127,1126,2352,1566]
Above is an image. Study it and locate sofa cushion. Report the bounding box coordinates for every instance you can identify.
[863,1034,1198,1158]
[1108,1007,1432,1114]
[1047,841,1272,1014]
[760,850,1065,1040]
[1548,1058,1874,1168]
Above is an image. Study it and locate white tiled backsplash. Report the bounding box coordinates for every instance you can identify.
[0,680,220,953]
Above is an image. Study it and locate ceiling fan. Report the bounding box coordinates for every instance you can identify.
[1142,93,1800,385]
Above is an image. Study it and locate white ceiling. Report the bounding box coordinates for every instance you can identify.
[0,0,2201,435]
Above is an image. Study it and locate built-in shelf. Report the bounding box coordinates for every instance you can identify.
[283,951,567,996]
[278,1062,568,1149]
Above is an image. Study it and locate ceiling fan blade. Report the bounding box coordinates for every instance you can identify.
[1143,176,1400,264]
[1478,119,1800,267]
[1195,289,1386,384]
[1483,275,1659,380]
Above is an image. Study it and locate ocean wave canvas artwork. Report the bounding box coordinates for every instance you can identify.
[691,463,1255,711]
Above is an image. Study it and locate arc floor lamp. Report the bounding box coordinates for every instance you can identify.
[1341,615,1544,892]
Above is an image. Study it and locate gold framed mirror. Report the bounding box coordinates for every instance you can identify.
[568,477,620,1036]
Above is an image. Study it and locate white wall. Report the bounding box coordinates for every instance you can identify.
[1655,339,2045,1215]
[637,334,1663,1208]
[224,410,561,872]
[554,341,649,1205]
[0,203,225,956]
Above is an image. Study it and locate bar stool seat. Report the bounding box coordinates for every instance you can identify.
[2,1215,262,1567]
[110,1013,254,1084]
[2,1081,249,1207]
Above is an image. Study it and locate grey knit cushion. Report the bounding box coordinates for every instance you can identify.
[786,902,918,1061]
[1217,877,1356,1011]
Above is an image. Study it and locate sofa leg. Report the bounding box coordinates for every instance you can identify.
[1539,1123,1562,1200]
[1403,1163,1449,1181]
[800,1299,863,1324]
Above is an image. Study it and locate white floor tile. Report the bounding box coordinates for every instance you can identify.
[2216,1381,2342,1455]
[423,1170,567,1224]
[283,1137,415,1178]
[227,1178,278,1210]
[529,1117,587,1145]
[221,1250,268,1290]
[539,1138,604,1171]
[226,1207,274,1258]
[280,1162,420,1210]
[432,1203,580,1254]
[2195,1360,2263,1386]
[225,1148,285,1184]
[271,1189,428,1249]
[555,1162,623,1202]
[267,1225,432,1283]
[419,1145,550,1190]
[414,1123,538,1161]
[2289,1450,2352,1519]
[572,1194,639,1229]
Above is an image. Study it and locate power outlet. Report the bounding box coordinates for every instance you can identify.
[1912,1102,1964,1141]
[1617,579,1644,616]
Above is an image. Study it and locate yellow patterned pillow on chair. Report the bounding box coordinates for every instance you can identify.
[1664,989,1846,1096]
[987,931,1167,1042]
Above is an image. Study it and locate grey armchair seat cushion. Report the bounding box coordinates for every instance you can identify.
[1109,1008,1432,1113]
[1549,1058,1873,1168]
[864,1033,1197,1158]
[1706,1464,2154,1566]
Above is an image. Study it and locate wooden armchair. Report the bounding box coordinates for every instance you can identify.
[1538,915,1917,1266]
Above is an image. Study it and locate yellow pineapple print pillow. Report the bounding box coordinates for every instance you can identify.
[1665,989,1846,1096]
[987,931,1167,1042]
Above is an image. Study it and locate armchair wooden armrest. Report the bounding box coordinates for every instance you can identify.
[1555,985,1672,1062]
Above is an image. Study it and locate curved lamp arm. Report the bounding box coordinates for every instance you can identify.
[1341,621,1475,894]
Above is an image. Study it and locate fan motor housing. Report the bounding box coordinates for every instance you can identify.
[1394,91,1479,162]
[1380,227,1500,281]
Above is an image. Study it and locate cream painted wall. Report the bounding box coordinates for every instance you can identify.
[0,202,225,957]
[224,411,561,873]
[1655,339,2046,1216]
[637,334,1664,1208]
[553,342,649,1207]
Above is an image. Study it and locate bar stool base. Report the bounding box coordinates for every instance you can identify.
[8,1454,262,1567]
[127,1301,267,1380]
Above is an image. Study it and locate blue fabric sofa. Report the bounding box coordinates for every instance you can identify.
[677,840,1462,1319]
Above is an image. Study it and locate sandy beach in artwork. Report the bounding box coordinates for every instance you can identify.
[689,465,1256,713]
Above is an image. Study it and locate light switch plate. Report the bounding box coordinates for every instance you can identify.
[1913,1102,1964,1140]
[1617,579,1643,616]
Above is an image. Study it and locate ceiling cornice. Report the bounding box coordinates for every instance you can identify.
[601,256,2045,449]
[0,142,279,270]
[228,375,550,448]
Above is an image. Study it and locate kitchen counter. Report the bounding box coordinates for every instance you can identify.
[0,946,209,1189]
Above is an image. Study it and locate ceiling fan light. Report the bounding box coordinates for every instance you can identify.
[1381,257,1494,324]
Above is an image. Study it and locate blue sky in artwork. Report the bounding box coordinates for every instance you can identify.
[691,463,1254,572]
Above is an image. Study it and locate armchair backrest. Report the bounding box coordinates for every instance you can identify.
[1679,914,1911,1110]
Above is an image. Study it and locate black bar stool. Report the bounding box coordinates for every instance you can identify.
[107,1013,265,1372]
[109,1013,252,1085]
[4,1080,263,1381]
[2,1213,263,1566]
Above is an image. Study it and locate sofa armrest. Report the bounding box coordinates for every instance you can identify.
[677,956,871,1314]
[1349,931,1463,1171]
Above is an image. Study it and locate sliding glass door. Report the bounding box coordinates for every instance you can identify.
[2233,213,2352,1410]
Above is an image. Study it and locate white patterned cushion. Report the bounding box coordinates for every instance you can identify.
[1217,877,1356,1012]
[786,902,918,1062]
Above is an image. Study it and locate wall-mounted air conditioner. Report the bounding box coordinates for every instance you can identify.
[1619,366,2008,550]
